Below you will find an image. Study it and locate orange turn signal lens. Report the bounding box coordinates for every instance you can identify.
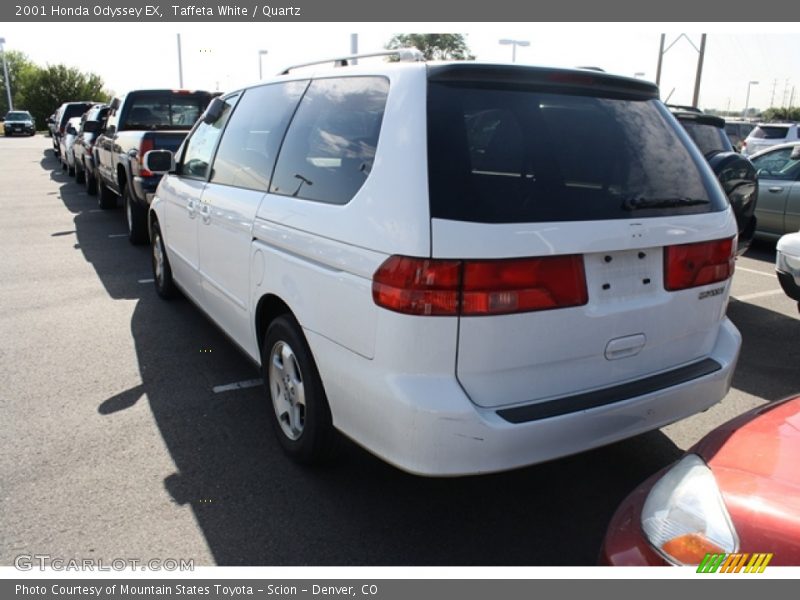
[662,533,725,565]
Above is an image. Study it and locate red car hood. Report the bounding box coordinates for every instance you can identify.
[697,397,800,560]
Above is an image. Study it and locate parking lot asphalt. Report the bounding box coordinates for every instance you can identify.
[2,135,799,567]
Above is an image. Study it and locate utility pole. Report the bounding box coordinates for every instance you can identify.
[783,78,790,108]
[691,34,706,108]
[0,37,12,112]
[655,34,665,87]
[655,33,705,107]
[770,79,777,108]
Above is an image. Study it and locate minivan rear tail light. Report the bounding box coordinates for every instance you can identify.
[372,256,461,316]
[462,256,587,315]
[664,238,735,291]
[372,255,588,316]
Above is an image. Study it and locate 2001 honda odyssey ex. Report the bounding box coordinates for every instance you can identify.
[143,52,741,475]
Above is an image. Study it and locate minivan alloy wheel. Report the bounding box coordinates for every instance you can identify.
[152,231,165,286]
[268,341,306,441]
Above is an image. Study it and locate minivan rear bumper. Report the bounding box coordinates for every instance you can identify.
[309,318,740,476]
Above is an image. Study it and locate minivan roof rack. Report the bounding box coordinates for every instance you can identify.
[279,47,424,75]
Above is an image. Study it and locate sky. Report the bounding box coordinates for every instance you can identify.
[2,22,798,113]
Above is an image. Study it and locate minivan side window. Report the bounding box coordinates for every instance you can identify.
[270,77,389,205]
[179,94,239,181]
[210,81,308,192]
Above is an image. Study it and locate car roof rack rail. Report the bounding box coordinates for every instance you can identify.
[279,47,424,75]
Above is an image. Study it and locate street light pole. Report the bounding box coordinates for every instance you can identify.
[176,34,183,88]
[258,49,268,80]
[0,37,13,112]
[499,38,530,63]
[743,80,759,118]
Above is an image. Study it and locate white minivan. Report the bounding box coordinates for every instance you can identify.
[144,53,741,476]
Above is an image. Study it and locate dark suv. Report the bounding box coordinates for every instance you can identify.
[49,101,95,156]
[671,108,758,254]
[3,111,36,136]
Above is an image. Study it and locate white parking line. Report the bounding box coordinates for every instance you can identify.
[212,379,263,394]
[108,233,127,238]
[733,289,785,302]
[138,278,154,284]
[736,266,775,278]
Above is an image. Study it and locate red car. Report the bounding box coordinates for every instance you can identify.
[601,395,800,566]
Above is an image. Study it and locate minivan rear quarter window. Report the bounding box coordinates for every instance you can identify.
[270,76,389,205]
[427,82,726,223]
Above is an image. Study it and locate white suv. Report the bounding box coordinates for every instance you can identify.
[742,122,800,156]
[144,53,741,476]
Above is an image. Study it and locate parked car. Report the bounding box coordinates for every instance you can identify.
[742,122,800,157]
[58,117,82,176]
[670,109,758,254]
[143,54,741,476]
[3,110,36,136]
[93,89,213,237]
[749,142,800,239]
[46,112,56,138]
[50,101,95,157]
[776,231,800,312]
[600,394,800,566]
[72,103,110,195]
[724,120,755,152]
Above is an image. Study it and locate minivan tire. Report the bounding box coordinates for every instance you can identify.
[151,220,177,299]
[261,315,339,465]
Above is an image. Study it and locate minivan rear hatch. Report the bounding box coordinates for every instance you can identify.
[426,65,735,411]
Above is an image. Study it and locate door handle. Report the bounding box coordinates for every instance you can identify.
[187,198,197,218]
[199,204,211,224]
[768,186,784,193]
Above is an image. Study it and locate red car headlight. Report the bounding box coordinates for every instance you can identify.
[641,454,739,565]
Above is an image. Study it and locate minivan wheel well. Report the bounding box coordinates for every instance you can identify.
[255,294,293,351]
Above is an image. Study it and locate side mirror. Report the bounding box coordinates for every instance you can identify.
[104,124,116,136]
[202,97,225,124]
[110,97,121,110]
[66,125,78,135]
[83,120,100,134]
[791,146,800,160]
[143,149,175,174]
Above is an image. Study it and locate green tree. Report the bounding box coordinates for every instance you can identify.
[0,50,38,115]
[385,34,475,61]
[761,106,800,122]
[22,64,111,130]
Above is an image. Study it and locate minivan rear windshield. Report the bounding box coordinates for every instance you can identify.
[427,83,726,223]
[751,125,789,139]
